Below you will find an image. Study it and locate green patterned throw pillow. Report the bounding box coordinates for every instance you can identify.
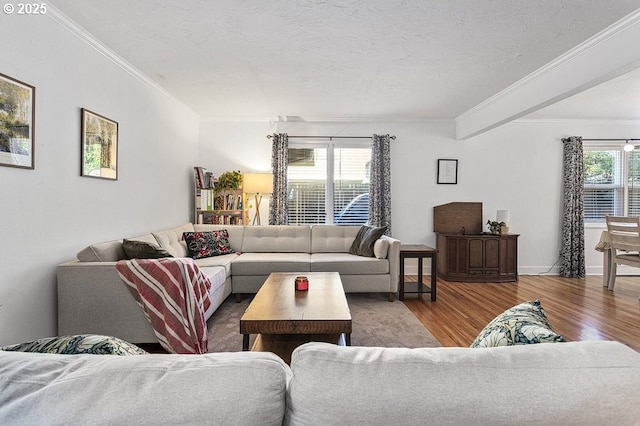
[470,300,565,348]
[0,334,147,355]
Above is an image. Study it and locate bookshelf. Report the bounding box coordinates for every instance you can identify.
[193,167,249,225]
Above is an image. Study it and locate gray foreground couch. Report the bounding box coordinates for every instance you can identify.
[57,223,400,344]
[1,340,639,425]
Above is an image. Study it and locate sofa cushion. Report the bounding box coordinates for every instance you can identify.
[231,253,311,275]
[241,226,311,253]
[152,223,195,258]
[0,334,147,355]
[285,341,640,425]
[310,253,389,274]
[76,240,126,262]
[122,239,173,259]
[195,253,237,276]
[198,266,228,319]
[183,230,234,259]
[310,225,361,253]
[348,225,387,257]
[0,350,291,425]
[470,300,565,348]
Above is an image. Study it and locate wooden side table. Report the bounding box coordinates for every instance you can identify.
[399,244,438,301]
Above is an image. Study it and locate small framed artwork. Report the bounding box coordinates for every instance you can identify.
[0,72,35,169]
[81,108,118,180]
[437,159,458,184]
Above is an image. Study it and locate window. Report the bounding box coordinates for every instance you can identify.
[584,142,640,222]
[287,142,371,225]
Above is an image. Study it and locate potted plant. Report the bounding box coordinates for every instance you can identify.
[486,220,506,235]
[214,170,242,193]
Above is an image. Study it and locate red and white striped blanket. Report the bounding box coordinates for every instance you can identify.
[115,258,211,354]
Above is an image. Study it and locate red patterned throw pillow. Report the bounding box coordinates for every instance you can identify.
[183,230,234,259]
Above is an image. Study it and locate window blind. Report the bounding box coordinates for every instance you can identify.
[583,147,623,221]
[287,144,371,225]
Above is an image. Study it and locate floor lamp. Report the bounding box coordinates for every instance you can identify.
[243,173,273,225]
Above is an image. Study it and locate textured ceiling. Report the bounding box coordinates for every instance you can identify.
[49,0,640,120]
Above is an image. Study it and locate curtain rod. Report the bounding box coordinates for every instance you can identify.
[582,138,640,141]
[266,134,396,140]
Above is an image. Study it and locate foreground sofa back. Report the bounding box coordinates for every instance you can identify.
[2,341,639,425]
[0,350,290,425]
[286,341,640,425]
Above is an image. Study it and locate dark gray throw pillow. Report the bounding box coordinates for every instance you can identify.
[349,225,387,257]
[122,239,173,259]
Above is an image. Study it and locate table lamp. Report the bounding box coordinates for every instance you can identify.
[497,210,510,234]
[243,173,273,225]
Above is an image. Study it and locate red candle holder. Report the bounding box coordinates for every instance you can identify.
[295,276,309,291]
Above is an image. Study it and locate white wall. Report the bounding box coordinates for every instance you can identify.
[200,118,640,276]
[0,14,200,345]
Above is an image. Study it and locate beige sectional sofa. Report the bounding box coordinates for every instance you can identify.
[2,340,640,424]
[57,223,400,344]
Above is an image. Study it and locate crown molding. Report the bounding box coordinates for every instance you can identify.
[199,115,454,123]
[514,118,640,125]
[46,5,197,116]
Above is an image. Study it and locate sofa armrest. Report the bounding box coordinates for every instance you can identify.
[57,260,157,343]
[381,235,400,293]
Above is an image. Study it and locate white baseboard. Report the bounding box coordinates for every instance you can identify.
[402,264,625,277]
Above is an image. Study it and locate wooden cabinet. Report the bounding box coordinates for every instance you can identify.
[433,201,518,282]
[436,233,518,282]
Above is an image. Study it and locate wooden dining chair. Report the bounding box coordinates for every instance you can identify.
[605,215,640,295]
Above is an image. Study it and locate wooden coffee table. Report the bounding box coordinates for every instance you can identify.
[240,272,352,364]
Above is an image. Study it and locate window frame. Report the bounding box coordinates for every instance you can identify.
[288,139,371,225]
[583,141,633,225]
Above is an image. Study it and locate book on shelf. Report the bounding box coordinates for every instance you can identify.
[199,189,214,210]
[206,172,215,188]
[200,211,244,225]
[226,194,235,210]
[194,166,218,189]
[194,166,206,189]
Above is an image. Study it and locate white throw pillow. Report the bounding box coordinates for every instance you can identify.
[373,238,389,259]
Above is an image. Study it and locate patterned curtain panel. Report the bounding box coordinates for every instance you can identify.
[369,134,392,235]
[560,136,585,278]
[269,133,289,225]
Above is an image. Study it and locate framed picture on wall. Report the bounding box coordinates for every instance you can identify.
[437,159,458,184]
[81,108,118,180]
[0,72,35,169]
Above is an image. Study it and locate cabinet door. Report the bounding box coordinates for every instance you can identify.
[446,237,467,274]
[504,236,518,274]
[468,237,501,274]
[484,238,500,271]
[468,238,484,273]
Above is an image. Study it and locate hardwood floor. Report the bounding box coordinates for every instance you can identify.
[403,274,640,351]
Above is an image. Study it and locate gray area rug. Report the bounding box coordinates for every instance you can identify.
[207,293,441,352]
